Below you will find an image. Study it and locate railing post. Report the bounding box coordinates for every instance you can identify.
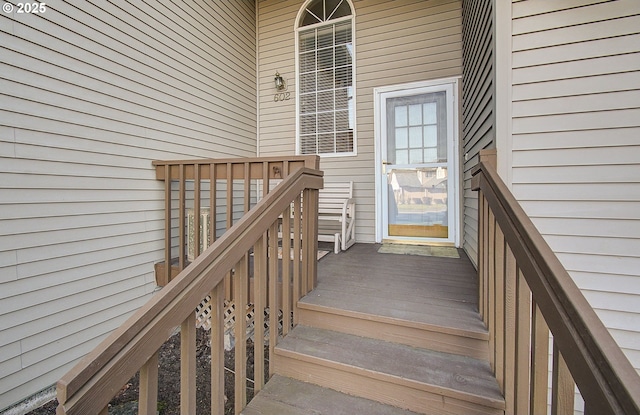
[479,148,497,171]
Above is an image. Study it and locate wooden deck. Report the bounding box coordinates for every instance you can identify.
[245,243,504,415]
[299,243,489,358]
[309,243,483,332]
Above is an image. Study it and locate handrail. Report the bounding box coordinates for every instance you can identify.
[56,166,324,414]
[472,150,640,415]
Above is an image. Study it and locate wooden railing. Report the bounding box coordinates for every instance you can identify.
[472,150,640,415]
[152,155,320,287]
[56,156,323,415]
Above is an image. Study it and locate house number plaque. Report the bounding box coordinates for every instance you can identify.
[273,92,291,102]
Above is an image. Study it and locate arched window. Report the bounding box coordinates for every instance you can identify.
[296,0,355,156]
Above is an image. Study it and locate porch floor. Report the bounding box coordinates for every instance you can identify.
[304,243,486,339]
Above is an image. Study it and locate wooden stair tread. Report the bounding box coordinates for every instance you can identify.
[242,375,422,415]
[299,289,488,339]
[275,326,504,408]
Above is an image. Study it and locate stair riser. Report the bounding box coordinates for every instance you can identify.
[298,308,489,360]
[273,352,503,415]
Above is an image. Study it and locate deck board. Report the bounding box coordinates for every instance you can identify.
[243,375,422,415]
[305,243,484,333]
[276,326,504,406]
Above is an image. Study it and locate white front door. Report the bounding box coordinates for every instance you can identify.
[375,79,459,245]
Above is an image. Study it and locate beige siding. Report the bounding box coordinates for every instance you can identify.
[258,0,462,243]
[0,1,256,410]
[509,0,640,376]
[461,0,494,265]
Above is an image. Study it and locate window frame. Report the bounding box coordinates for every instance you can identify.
[294,0,357,158]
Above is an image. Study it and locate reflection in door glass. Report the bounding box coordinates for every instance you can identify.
[387,167,448,238]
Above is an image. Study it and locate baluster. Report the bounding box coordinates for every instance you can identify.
[181,312,196,415]
[244,163,251,213]
[194,164,201,259]
[225,162,233,301]
[262,161,269,197]
[515,269,532,415]
[292,194,302,325]
[482,195,490,324]
[477,190,485,321]
[503,245,517,415]
[234,255,248,414]
[530,302,549,414]
[310,189,319,289]
[164,165,172,286]
[302,188,319,293]
[551,342,575,415]
[487,208,496,372]
[268,221,279,377]
[282,203,292,335]
[243,164,251,303]
[211,283,225,415]
[210,163,217,244]
[138,351,159,415]
[179,164,186,271]
[253,235,267,392]
[253,162,270,391]
[494,225,506,391]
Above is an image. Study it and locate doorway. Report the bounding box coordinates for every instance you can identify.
[375,79,459,245]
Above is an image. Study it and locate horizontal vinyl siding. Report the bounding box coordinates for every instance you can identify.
[0,1,256,410]
[509,0,640,378]
[258,0,462,243]
[461,0,494,266]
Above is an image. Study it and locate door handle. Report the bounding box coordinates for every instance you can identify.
[382,160,391,175]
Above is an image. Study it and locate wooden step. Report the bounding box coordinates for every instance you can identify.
[272,326,505,415]
[242,375,422,415]
[301,243,490,359]
[298,291,489,359]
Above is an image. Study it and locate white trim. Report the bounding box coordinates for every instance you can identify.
[494,0,513,187]
[255,0,261,157]
[294,0,357,158]
[374,77,461,246]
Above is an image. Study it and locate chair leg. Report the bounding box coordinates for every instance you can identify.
[334,233,340,254]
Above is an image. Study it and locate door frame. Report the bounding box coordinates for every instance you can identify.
[374,77,461,246]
